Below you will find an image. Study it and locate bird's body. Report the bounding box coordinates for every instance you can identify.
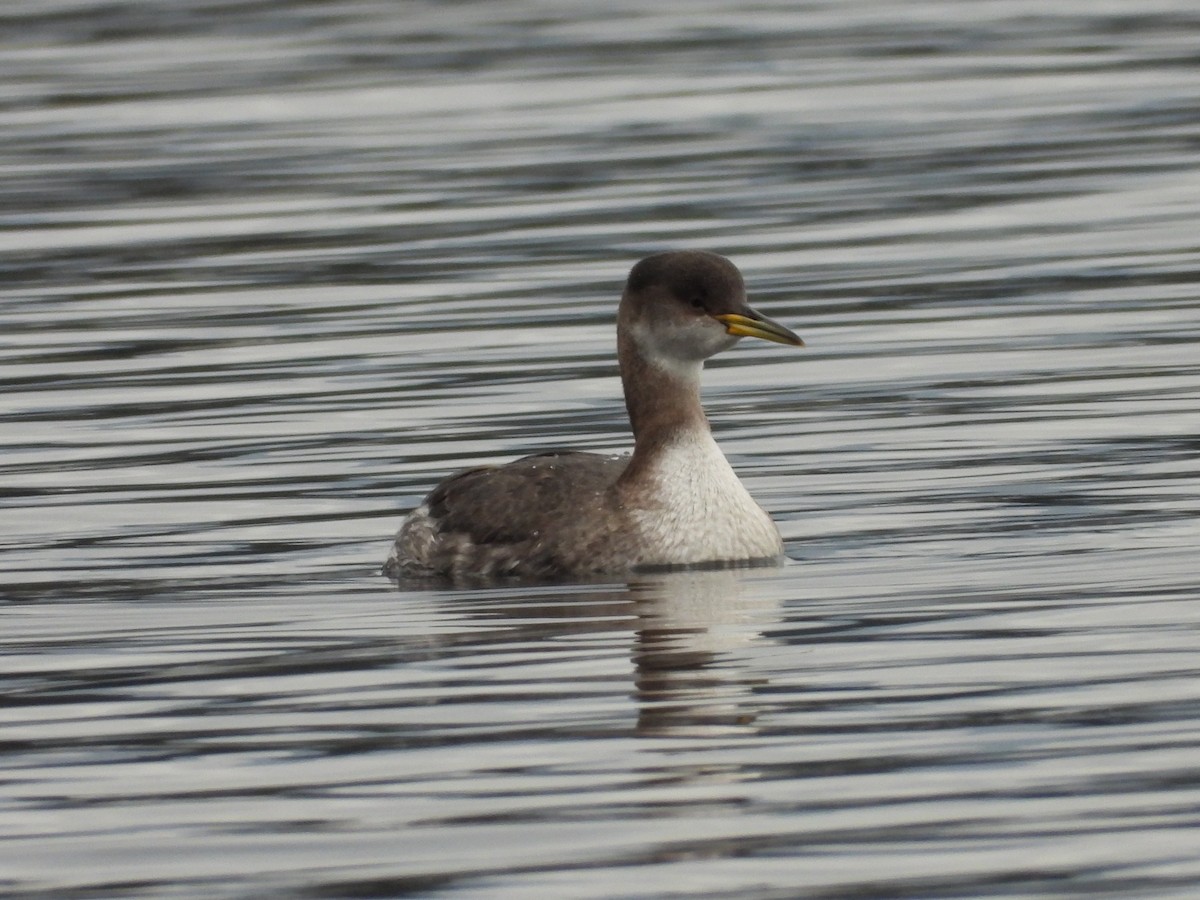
[384,251,803,580]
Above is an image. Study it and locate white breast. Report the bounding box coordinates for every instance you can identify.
[629,430,783,566]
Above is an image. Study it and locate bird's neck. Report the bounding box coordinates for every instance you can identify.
[617,326,712,481]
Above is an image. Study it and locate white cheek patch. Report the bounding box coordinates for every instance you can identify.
[630,318,738,381]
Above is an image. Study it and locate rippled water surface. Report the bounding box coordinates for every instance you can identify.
[4,1,1200,897]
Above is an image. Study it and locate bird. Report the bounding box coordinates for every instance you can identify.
[384,250,803,580]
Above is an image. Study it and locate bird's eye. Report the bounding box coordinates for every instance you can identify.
[689,296,705,310]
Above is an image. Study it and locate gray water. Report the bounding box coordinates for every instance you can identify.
[4,1,1200,897]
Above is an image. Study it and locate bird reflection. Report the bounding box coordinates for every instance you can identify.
[406,566,784,739]
[628,570,782,737]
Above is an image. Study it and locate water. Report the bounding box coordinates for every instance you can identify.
[3,1,1200,896]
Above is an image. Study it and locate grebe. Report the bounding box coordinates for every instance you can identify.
[384,251,803,579]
